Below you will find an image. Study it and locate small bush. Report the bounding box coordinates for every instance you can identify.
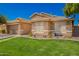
[2,30,6,34]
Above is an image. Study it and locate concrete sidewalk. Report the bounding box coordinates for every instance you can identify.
[0,36,17,42]
[0,34,15,39]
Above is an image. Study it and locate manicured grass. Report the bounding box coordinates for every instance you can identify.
[0,37,79,56]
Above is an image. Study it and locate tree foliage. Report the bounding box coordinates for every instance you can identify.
[0,15,7,24]
[64,3,79,18]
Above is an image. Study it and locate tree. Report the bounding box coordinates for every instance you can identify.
[64,3,74,17]
[0,15,7,24]
[64,3,79,18]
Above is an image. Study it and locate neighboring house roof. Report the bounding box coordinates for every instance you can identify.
[7,18,31,25]
[30,12,73,22]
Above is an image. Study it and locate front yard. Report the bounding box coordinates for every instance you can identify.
[0,37,79,56]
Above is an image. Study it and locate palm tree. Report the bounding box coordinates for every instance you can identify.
[64,3,79,18]
[64,3,79,26]
[64,3,74,18]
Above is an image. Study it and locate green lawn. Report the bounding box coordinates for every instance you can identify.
[0,37,79,56]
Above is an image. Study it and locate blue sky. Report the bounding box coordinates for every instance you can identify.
[0,3,78,25]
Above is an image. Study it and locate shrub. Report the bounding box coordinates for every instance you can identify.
[2,30,6,34]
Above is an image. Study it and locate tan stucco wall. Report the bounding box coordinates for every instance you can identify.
[20,23,31,35]
[32,21,49,38]
[7,22,31,35]
[7,24,18,34]
[54,21,67,33]
[7,18,31,35]
[54,21,72,37]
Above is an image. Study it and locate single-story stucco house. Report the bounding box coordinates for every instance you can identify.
[1,12,79,38]
[30,13,74,38]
